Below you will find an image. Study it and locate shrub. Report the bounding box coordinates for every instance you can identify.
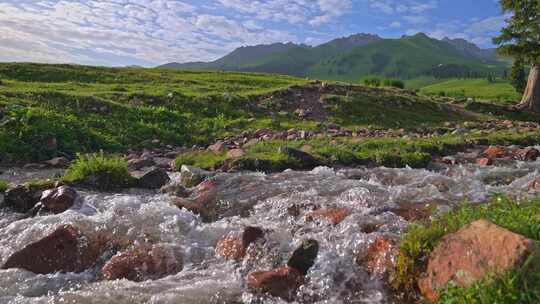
[62,152,134,190]
[383,78,405,89]
[363,77,381,87]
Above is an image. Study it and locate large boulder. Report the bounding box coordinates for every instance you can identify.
[172,180,219,222]
[3,185,45,213]
[2,225,101,274]
[39,185,77,214]
[418,220,540,302]
[215,226,264,261]
[136,168,170,189]
[101,244,183,282]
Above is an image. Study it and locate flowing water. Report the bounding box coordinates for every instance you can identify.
[1,158,540,304]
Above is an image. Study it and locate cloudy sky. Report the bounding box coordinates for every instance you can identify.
[0,0,507,67]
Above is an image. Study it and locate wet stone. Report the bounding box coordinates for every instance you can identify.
[306,208,350,226]
[215,226,264,261]
[2,225,101,274]
[136,168,170,189]
[39,185,77,214]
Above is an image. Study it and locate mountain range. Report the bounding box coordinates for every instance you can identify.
[160,33,507,81]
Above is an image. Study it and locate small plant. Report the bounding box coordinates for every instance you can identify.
[62,152,135,190]
[383,78,405,89]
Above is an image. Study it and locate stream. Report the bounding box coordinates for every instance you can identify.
[1,156,539,304]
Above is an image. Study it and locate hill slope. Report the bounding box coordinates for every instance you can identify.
[160,33,507,80]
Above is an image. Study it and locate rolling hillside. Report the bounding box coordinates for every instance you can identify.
[160,33,507,81]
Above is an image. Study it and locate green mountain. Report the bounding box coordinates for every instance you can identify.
[160,33,507,81]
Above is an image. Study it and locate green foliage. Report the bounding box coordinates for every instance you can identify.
[0,180,8,192]
[510,57,527,94]
[395,196,540,302]
[173,151,227,171]
[383,78,405,89]
[363,77,381,87]
[62,152,134,190]
[493,0,540,65]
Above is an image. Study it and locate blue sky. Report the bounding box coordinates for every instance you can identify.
[0,0,507,67]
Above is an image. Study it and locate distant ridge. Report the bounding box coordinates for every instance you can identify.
[160,33,506,81]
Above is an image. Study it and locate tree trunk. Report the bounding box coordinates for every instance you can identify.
[517,65,540,112]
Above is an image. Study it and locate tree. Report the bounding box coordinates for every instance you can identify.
[510,57,527,94]
[493,0,540,111]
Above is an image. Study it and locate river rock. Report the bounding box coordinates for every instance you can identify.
[287,239,319,275]
[356,235,398,275]
[128,157,155,170]
[528,176,540,190]
[172,180,218,221]
[101,244,183,282]
[417,220,540,302]
[475,158,492,166]
[306,208,350,226]
[246,266,304,300]
[483,146,505,158]
[44,156,70,168]
[391,202,438,221]
[180,165,215,187]
[226,148,246,159]
[515,147,540,161]
[278,146,317,168]
[39,185,77,214]
[136,168,170,189]
[207,142,226,154]
[2,225,101,274]
[161,183,190,197]
[215,226,264,261]
[3,185,43,213]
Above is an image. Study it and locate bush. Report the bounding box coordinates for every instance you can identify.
[0,180,8,192]
[383,78,405,89]
[363,77,381,87]
[62,152,135,190]
[394,196,540,302]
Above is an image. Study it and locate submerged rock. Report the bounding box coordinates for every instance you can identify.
[287,239,319,275]
[418,220,540,302]
[2,225,101,274]
[306,208,350,226]
[246,266,304,301]
[215,226,265,261]
[39,185,77,214]
[356,235,398,275]
[136,168,170,189]
[101,244,183,282]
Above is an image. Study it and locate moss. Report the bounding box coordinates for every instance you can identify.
[394,196,540,302]
[62,152,135,190]
[173,151,227,171]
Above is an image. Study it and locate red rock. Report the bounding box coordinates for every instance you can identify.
[226,148,246,159]
[101,244,183,282]
[40,186,77,214]
[307,208,350,226]
[515,147,540,161]
[172,180,218,221]
[356,236,398,275]
[2,225,101,274]
[418,220,540,302]
[475,158,492,166]
[207,142,225,154]
[215,226,264,261]
[483,146,505,158]
[246,266,304,300]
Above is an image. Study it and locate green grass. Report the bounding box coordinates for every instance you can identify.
[174,130,540,172]
[395,196,540,303]
[62,152,135,190]
[421,78,521,102]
